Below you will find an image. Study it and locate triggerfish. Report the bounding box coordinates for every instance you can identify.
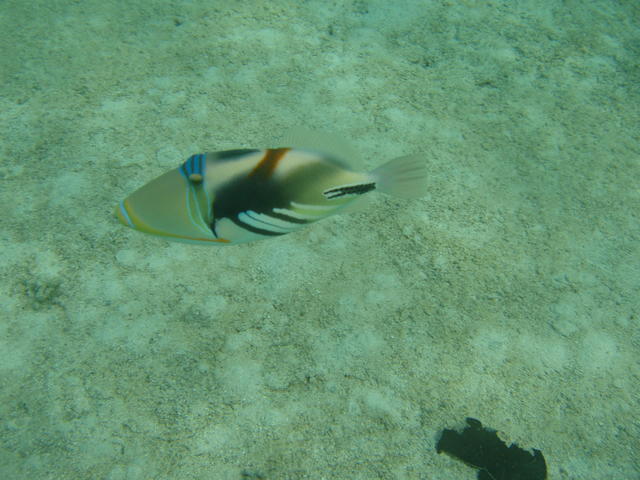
[116,139,427,245]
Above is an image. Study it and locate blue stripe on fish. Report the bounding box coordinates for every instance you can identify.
[180,154,206,182]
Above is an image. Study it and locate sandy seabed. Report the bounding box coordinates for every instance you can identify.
[1,1,638,478]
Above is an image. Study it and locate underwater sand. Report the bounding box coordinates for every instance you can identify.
[1,0,638,478]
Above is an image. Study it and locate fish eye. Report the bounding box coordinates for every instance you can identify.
[179,154,206,184]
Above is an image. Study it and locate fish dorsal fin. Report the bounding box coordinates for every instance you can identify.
[276,128,362,170]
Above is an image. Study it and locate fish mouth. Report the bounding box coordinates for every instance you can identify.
[116,198,230,244]
[116,199,135,228]
[115,198,175,238]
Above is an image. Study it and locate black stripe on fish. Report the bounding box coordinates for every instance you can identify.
[210,155,309,238]
[232,215,287,236]
[268,209,308,224]
[323,182,376,200]
[225,207,309,237]
[239,211,299,234]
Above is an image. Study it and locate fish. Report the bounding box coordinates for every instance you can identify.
[116,139,427,245]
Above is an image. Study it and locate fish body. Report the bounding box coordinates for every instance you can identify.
[117,146,426,245]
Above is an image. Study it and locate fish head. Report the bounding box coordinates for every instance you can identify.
[116,156,225,244]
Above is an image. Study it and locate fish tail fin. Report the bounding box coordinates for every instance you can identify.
[370,154,428,199]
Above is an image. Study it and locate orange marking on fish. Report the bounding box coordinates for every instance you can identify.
[248,148,290,179]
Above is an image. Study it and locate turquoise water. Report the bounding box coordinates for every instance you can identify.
[1,0,638,478]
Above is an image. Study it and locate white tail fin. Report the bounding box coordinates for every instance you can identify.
[371,154,428,198]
